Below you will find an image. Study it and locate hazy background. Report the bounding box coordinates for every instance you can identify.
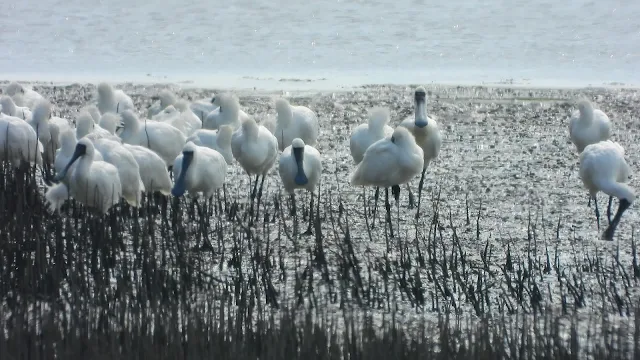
[2,0,638,88]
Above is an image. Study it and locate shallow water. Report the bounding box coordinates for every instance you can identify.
[1,0,639,88]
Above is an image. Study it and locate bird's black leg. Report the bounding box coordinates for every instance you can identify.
[290,193,297,218]
[415,168,427,219]
[371,187,380,228]
[587,195,591,208]
[251,175,258,199]
[603,199,631,241]
[255,174,267,222]
[304,192,314,235]
[385,187,394,238]
[607,196,613,225]
[407,184,415,209]
[248,175,258,223]
[391,185,400,202]
[289,193,296,216]
[593,196,600,230]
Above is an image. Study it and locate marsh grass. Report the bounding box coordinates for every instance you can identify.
[0,160,638,359]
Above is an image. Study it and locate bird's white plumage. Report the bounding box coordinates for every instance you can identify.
[172,141,227,198]
[83,104,102,124]
[148,89,178,118]
[569,99,611,153]
[0,95,32,120]
[274,98,320,151]
[231,117,278,176]
[186,125,234,165]
[190,97,218,122]
[350,126,424,187]
[44,115,73,165]
[75,112,99,139]
[278,139,322,193]
[91,138,145,207]
[579,141,634,203]
[119,110,186,167]
[152,100,202,137]
[54,129,104,185]
[46,138,122,214]
[0,113,44,167]
[96,82,134,115]
[397,87,442,170]
[203,93,250,131]
[27,100,54,155]
[123,144,172,195]
[350,107,394,164]
[93,113,121,139]
[4,82,45,109]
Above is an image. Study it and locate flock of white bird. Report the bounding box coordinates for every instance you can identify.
[0,81,634,240]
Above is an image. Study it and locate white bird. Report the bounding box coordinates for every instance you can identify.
[83,104,102,124]
[274,98,320,151]
[397,86,442,216]
[118,109,186,167]
[49,114,74,135]
[579,140,634,240]
[351,126,424,237]
[172,141,228,199]
[190,96,218,122]
[54,129,104,186]
[45,114,74,166]
[231,116,278,220]
[174,100,203,134]
[47,138,122,214]
[27,100,53,155]
[148,89,178,118]
[569,99,611,153]
[350,107,394,164]
[152,105,179,121]
[350,107,395,222]
[260,115,277,135]
[84,113,123,144]
[96,82,134,115]
[0,113,44,168]
[278,138,323,234]
[4,82,45,109]
[75,111,113,140]
[569,99,613,209]
[0,95,32,120]
[203,93,250,131]
[91,138,145,207]
[186,125,234,165]
[96,113,120,136]
[152,101,202,137]
[123,144,172,196]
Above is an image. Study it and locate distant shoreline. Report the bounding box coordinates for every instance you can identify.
[1,73,637,93]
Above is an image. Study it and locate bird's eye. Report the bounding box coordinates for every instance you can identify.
[390,136,395,143]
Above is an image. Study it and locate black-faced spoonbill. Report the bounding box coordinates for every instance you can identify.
[47,138,122,214]
[186,125,234,165]
[274,98,319,151]
[350,107,394,224]
[278,138,323,235]
[231,116,278,223]
[398,86,442,219]
[350,126,424,238]
[96,82,134,115]
[579,140,634,240]
[118,110,187,168]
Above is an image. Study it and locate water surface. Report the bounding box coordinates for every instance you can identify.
[2,0,639,88]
